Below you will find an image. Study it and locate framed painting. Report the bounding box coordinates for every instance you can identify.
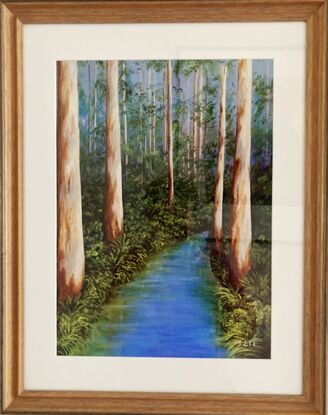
[1,1,327,414]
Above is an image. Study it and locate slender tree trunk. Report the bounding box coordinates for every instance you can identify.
[104,60,124,241]
[177,73,186,174]
[88,62,92,154]
[142,66,147,155]
[186,75,190,175]
[204,70,208,146]
[266,62,270,129]
[213,64,227,250]
[265,62,270,164]
[162,66,167,155]
[177,75,181,127]
[167,60,174,206]
[192,68,198,176]
[148,66,152,154]
[139,65,144,163]
[177,74,183,172]
[230,59,252,289]
[186,75,190,137]
[57,61,85,301]
[138,65,144,182]
[151,68,156,154]
[93,63,98,151]
[197,64,203,160]
[122,61,128,167]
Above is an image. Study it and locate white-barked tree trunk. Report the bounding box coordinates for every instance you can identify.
[104,60,124,241]
[57,61,85,301]
[167,60,174,206]
[230,59,252,289]
[213,64,227,250]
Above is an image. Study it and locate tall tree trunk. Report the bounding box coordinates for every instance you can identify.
[186,75,190,175]
[57,61,85,301]
[230,59,252,289]
[87,62,92,154]
[212,64,227,250]
[122,61,128,167]
[177,73,186,174]
[167,60,174,206]
[141,66,147,155]
[204,69,208,146]
[104,60,124,241]
[148,66,152,154]
[192,68,198,176]
[186,75,190,137]
[151,68,156,154]
[197,64,203,160]
[93,63,98,151]
[162,66,167,155]
[177,74,183,172]
[265,62,270,164]
[266,62,270,129]
[139,65,144,163]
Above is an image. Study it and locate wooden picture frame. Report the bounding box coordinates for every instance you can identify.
[1,1,327,413]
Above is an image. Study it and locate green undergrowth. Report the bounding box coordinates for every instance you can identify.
[57,162,208,356]
[209,239,272,359]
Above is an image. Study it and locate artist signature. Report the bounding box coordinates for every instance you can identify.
[236,340,257,348]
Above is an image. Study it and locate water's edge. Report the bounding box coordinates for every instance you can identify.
[79,232,227,358]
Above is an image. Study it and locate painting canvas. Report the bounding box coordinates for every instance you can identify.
[57,59,272,359]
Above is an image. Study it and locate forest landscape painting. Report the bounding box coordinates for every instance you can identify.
[57,59,273,359]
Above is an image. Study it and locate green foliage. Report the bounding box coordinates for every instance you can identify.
[210,239,271,359]
[253,74,273,119]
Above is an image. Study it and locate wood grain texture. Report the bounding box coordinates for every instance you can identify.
[2,0,325,23]
[303,4,327,413]
[1,3,23,412]
[0,0,326,414]
[4,391,319,414]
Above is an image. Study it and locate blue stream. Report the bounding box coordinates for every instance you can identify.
[81,232,227,358]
